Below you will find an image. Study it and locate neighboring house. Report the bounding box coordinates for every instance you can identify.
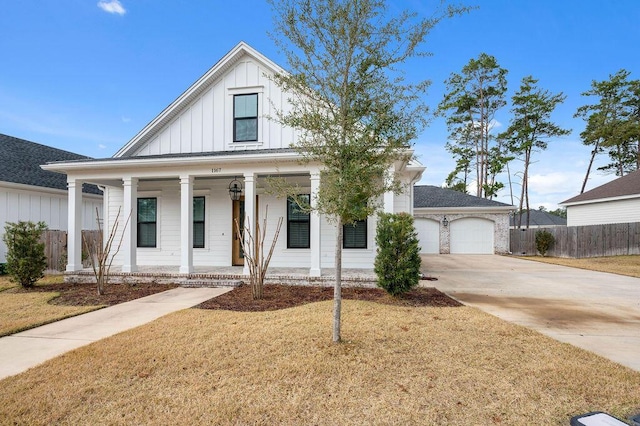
[0,133,103,263]
[510,209,567,229]
[560,170,640,226]
[43,42,424,276]
[413,185,513,254]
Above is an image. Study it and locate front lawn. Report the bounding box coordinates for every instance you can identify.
[0,275,177,336]
[1,298,638,425]
[521,254,640,278]
[0,275,100,336]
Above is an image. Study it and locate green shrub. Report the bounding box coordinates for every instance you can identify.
[2,221,48,287]
[535,230,555,257]
[0,263,6,275]
[374,212,421,296]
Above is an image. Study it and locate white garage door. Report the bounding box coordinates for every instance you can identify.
[414,218,440,254]
[450,217,494,254]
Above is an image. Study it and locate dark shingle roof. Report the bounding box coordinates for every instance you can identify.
[0,133,101,195]
[561,169,640,204]
[414,185,513,208]
[510,210,567,227]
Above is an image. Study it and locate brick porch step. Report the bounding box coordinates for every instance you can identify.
[178,279,243,288]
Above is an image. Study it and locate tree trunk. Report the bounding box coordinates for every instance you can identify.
[333,217,342,343]
[581,141,600,194]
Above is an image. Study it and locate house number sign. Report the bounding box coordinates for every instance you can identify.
[211,168,222,173]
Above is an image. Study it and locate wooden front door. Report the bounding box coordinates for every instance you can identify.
[232,198,245,266]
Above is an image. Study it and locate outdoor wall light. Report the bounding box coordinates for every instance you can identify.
[228,177,243,201]
[442,216,449,227]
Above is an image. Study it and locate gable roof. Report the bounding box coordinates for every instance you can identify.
[113,42,286,158]
[510,210,567,227]
[560,169,640,205]
[0,133,101,195]
[414,185,513,209]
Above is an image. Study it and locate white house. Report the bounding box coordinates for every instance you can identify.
[560,169,640,226]
[42,42,424,280]
[0,134,103,263]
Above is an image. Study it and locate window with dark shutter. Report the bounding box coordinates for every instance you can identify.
[137,198,157,248]
[287,195,310,249]
[193,196,205,248]
[343,219,367,249]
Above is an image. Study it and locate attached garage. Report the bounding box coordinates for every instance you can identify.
[414,218,440,254]
[450,217,494,254]
[413,185,513,255]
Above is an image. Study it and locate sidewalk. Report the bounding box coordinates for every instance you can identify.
[0,287,231,380]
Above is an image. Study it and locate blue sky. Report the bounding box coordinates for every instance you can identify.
[1,1,639,209]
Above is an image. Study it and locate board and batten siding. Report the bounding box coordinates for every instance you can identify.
[0,185,102,263]
[132,57,295,157]
[567,198,640,226]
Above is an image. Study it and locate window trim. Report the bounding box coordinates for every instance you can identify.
[233,93,258,142]
[193,196,205,249]
[287,195,311,249]
[343,219,368,249]
[137,197,157,248]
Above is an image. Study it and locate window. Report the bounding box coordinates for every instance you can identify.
[344,219,367,249]
[137,198,157,248]
[234,93,258,142]
[287,195,310,249]
[193,196,205,248]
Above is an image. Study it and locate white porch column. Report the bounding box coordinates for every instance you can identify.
[243,172,256,276]
[179,175,194,274]
[66,179,83,272]
[383,165,396,213]
[309,171,322,277]
[122,177,138,273]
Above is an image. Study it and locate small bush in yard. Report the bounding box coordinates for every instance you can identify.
[535,230,555,257]
[0,263,6,275]
[374,212,421,296]
[3,221,48,287]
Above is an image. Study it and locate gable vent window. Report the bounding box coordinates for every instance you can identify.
[234,93,258,142]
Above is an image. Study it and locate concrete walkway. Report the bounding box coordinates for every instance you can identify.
[0,287,231,380]
[422,255,640,372]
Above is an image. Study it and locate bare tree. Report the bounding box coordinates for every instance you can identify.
[83,207,130,295]
[235,206,283,300]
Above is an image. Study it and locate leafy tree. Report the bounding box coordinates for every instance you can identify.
[374,213,421,296]
[3,221,48,288]
[268,0,469,342]
[500,76,570,228]
[438,53,508,199]
[575,69,639,192]
[548,207,567,219]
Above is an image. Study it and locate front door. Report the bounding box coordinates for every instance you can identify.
[232,198,245,266]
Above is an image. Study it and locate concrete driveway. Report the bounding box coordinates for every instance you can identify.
[422,255,640,372]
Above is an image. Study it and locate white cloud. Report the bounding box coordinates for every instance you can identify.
[97,0,126,15]
[98,144,107,149]
[121,116,131,123]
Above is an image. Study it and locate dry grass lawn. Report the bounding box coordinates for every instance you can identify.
[521,255,640,278]
[1,301,639,425]
[0,275,101,336]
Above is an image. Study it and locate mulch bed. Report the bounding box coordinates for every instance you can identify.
[196,284,462,311]
[9,280,461,311]
[11,282,179,307]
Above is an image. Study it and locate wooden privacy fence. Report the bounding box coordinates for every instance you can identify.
[510,222,640,258]
[41,230,102,272]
